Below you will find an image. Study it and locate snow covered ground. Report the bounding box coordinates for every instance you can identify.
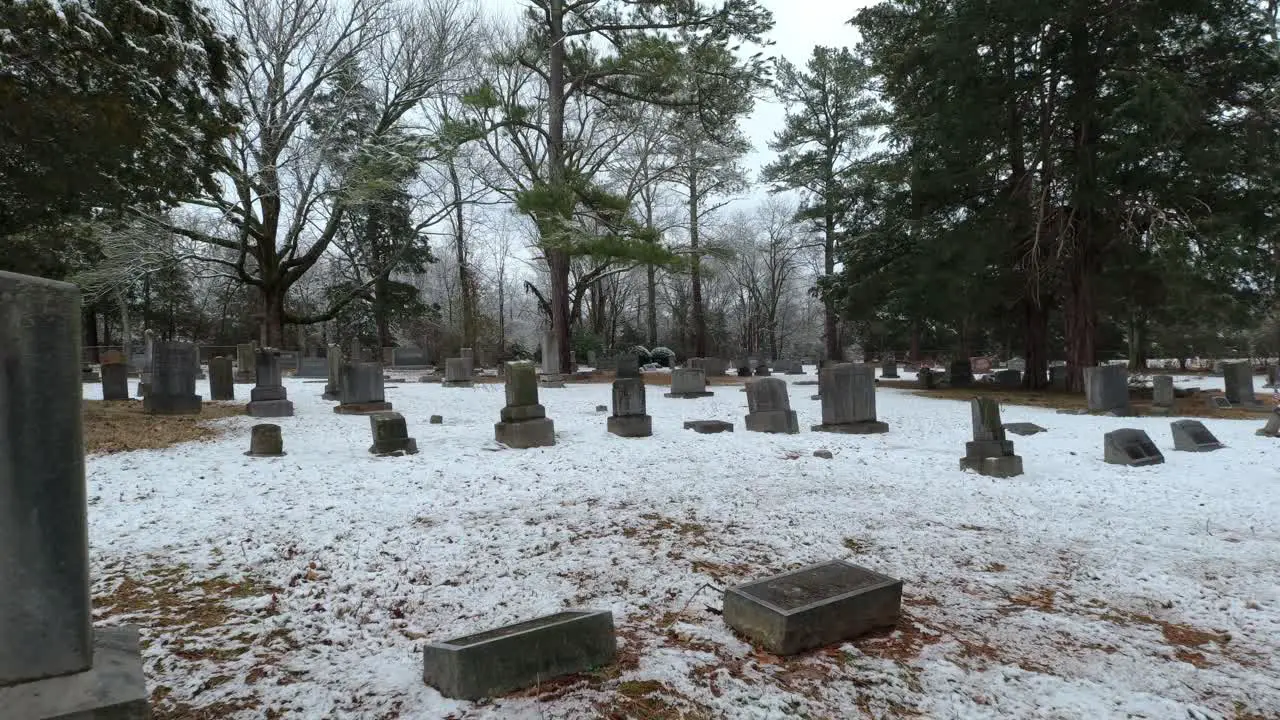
[84,371,1280,719]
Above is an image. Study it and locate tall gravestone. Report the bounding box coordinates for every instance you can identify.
[0,271,149,717]
[323,343,342,400]
[813,363,889,434]
[335,362,393,414]
[608,352,651,437]
[247,348,295,417]
[959,398,1023,477]
[496,361,556,448]
[442,358,474,388]
[1222,362,1258,406]
[881,359,899,379]
[234,342,256,383]
[949,359,974,388]
[1084,365,1131,415]
[100,357,130,401]
[209,355,235,401]
[1151,374,1174,415]
[745,377,799,434]
[143,341,202,415]
[541,332,561,375]
[137,328,155,397]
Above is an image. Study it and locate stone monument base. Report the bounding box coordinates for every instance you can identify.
[959,454,1024,478]
[333,401,392,415]
[371,439,418,456]
[745,410,799,434]
[0,626,150,720]
[143,394,202,415]
[664,391,714,399]
[495,418,556,448]
[811,420,889,434]
[607,414,652,438]
[442,380,475,388]
[247,399,295,418]
[539,375,566,389]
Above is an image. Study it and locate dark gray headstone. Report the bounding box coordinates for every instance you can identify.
[1103,428,1164,466]
[880,359,899,379]
[704,357,729,376]
[1049,364,1069,390]
[335,362,392,414]
[209,356,234,401]
[1170,420,1223,452]
[960,398,1023,477]
[443,358,474,387]
[1222,362,1257,405]
[608,376,651,437]
[949,360,974,388]
[369,412,418,456]
[245,423,285,457]
[665,368,713,398]
[1002,422,1046,436]
[745,378,798,434]
[248,348,294,417]
[323,344,342,400]
[296,356,327,378]
[423,610,615,700]
[234,342,255,382]
[1084,365,1130,415]
[101,361,129,401]
[615,352,640,379]
[143,341,202,415]
[1152,375,1174,409]
[993,369,1022,388]
[495,362,555,448]
[813,363,888,434]
[724,560,902,655]
[0,271,148,715]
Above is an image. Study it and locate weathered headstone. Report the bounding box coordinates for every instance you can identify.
[334,362,392,414]
[992,369,1022,388]
[1084,365,1131,415]
[959,398,1023,477]
[812,363,888,434]
[247,348,295,417]
[724,560,902,655]
[608,370,651,438]
[100,358,129,401]
[234,342,255,383]
[616,352,640,379]
[495,361,556,448]
[744,378,799,434]
[1222,361,1258,405]
[704,357,730,376]
[323,344,342,400]
[1257,410,1280,437]
[369,412,418,456]
[881,359,899,379]
[1049,364,1069,390]
[245,423,285,457]
[1103,428,1164,466]
[137,328,155,397]
[1151,374,1174,415]
[665,368,713,398]
[143,341,202,415]
[540,332,561,375]
[209,356,235,401]
[918,367,939,389]
[949,359,974,388]
[423,610,616,700]
[461,347,475,376]
[683,420,733,433]
[1170,420,1223,452]
[443,358,474,388]
[296,356,327,378]
[0,270,149,718]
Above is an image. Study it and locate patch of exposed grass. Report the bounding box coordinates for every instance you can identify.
[84,399,245,454]
[595,679,719,719]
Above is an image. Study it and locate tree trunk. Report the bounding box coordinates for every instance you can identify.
[374,277,392,348]
[84,304,99,362]
[1022,297,1050,389]
[117,289,131,360]
[909,321,921,362]
[450,161,473,351]
[689,169,706,357]
[823,211,840,361]
[1063,15,1102,393]
[1127,309,1148,370]
[646,265,658,346]
[260,285,286,348]
[546,0,572,371]
[1063,250,1097,392]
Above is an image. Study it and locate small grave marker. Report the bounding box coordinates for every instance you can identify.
[369,412,418,456]
[1170,420,1223,452]
[245,424,286,457]
[1002,422,1046,436]
[683,420,733,434]
[1103,429,1164,466]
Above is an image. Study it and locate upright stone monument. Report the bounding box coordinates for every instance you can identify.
[247,347,295,417]
[665,368,714,398]
[608,352,651,437]
[1151,374,1174,415]
[812,363,889,434]
[208,355,235,401]
[100,357,129,401]
[0,270,149,718]
[323,343,342,400]
[369,412,418,456]
[442,358,474,388]
[335,362,393,414]
[461,347,475,376]
[541,332,561,375]
[1049,364,1069,390]
[704,357,730,376]
[137,328,155,397]
[495,361,556,448]
[143,341,202,415]
[959,398,1023,477]
[744,378,799,434]
[1084,365,1131,415]
[1222,362,1258,406]
[881,359,899,379]
[234,342,255,383]
[949,359,974,388]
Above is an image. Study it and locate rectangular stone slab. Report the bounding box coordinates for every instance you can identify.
[1103,428,1165,466]
[724,560,902,655]
[0,626,150,719]
[1170,420,1224,452]
[423,610,615,700]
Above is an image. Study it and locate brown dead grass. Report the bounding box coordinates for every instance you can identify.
[84,399,245,454]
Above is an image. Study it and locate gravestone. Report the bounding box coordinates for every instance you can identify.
[245,424,285,457]
[616,352,640,378]
[744,378,799,434]
[812,363,888,434]
[881,359,899,379]
[723,560,902,655]
[959,397,1023,477]
[423,610,615,700]
[296,356,327,378]
[1266,365,1280,389]
[1049,364,1069,390]
[143,341,202,415]
[1222,362,1258,405]
[992,369,1022,388]
[683,420,733,433]
[918,367,940,389]
[1103,428,1164,466]
[369,412,418,456]
[949,359,974,388]
[1257,410,1280,437]
[1084,365,1131,415]
[1007,357,1027,372]
[323,344,342,400]
[540,332,561,375]
[495,362,556,448]
[753,359,772,377]
[209,356,235,401]
[665,368,713,398]
[443,358,474,388]
[0,270,150,718]
[392,346,430,367]
[137,328,155,397]
[735,358,751,377]
[704,357,730,376]
[461,347,475,376]
[81,365,101,383]
[1151,374,1175,415]
[608,369,651,438]
[335,362,392,414]
[234,342,255,383]
[1208,395,1232,410]
[1170,420,1223,452]
[246,348,295,417]
[101,359,129,401]
[1003,422,1046,436]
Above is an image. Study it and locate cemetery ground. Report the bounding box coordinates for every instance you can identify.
[83,398,246,454]
[83,371,1279,719]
